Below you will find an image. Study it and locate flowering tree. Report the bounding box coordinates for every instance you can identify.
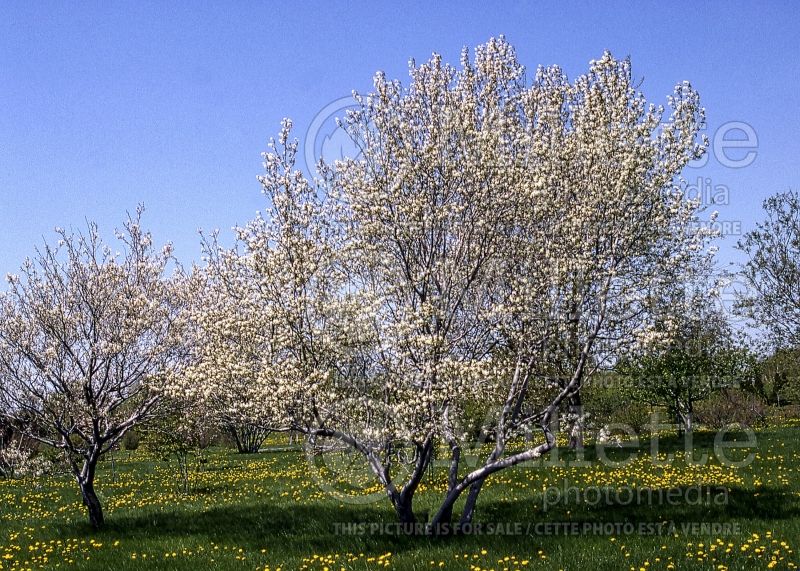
[0,436,50,480]
[0,209,184,528]
[188,38,714,530]
[175,258,281,454]
[324,40,529,523]
[427,47,712,528]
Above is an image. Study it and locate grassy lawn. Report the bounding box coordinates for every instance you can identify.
[1,428,799,570]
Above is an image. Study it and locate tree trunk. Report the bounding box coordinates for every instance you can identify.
[392,492,416,525]
[436,443,461,526]
[230,425,267,454]
[389,439,434,528]
[675,399,693,436]
[567,392,584,450]
[80,480,104,528]
[432,475,491,533]
[177,452,189,492]
[674,398,685,437]
[77,458,104,529]
[459,479,485,526]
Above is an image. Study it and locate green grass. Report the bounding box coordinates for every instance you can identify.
[1,428,799,570]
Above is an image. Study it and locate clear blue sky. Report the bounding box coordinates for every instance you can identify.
[1,1,798,275]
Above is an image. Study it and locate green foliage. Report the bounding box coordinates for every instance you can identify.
[618,306,755,432]
[609,402,652,434]
[582,373,650,434]
[755,346,800,405]
[122,430,141,451]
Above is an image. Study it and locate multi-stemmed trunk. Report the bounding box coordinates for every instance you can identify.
[430,315,602,532]
[391,490,417,524]
[454,436,506,528]
[389,438,434,526]
[429,424,558,532]
[228,425,270,454]
[308,427,434,529]
[430,357,541,532]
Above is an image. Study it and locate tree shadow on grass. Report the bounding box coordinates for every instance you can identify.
[544,430,759,466]
[48,484,799,559]
[478,484,799,524]
[57,502,426,553]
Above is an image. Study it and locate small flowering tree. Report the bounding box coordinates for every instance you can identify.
[0,437,50,480]
[324,39,528,523]
[0,209,185,528]
[176,260,279,454]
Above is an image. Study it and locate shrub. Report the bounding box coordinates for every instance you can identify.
[122,430,141,451]
[764,403,800,427]
[695,389,766,429]
[609,402,652,434]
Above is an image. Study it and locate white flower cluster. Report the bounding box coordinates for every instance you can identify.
[0,444,50,479]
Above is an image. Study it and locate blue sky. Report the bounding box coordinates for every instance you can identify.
[1,1,798,275]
